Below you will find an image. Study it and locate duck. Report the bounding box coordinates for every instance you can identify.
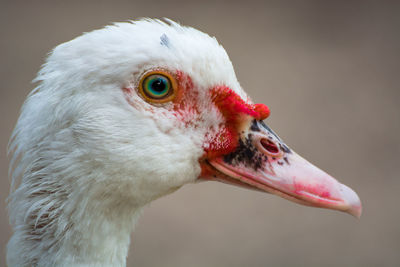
[7,19,362,267]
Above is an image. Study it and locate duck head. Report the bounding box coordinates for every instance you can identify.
[10,19,361,232]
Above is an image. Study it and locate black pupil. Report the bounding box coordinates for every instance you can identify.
[151,78,166,92]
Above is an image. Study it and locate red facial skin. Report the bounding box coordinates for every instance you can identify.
[123,70,362,217]
[205,86,269,158]
[124,69,269,175]
[171,71,269,160]
[172,71,196,110]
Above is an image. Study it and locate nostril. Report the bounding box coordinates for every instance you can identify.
[260,138,280,155]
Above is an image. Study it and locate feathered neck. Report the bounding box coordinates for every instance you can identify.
[7,89,149,266]
[7,163,144,266]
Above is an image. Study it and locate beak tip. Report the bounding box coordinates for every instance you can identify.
[347,203,362,219]
[340,184,362,219]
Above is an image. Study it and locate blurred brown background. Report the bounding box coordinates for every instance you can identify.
[1,1,399,266]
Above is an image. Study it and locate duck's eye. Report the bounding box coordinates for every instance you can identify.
[144,75,170,98]
[139,71,176,103]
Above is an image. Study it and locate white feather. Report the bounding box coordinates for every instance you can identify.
[7,19,248,266]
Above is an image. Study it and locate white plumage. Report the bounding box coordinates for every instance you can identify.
[7,19,361,267]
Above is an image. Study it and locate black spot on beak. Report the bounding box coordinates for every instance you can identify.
[283,157,290,165]
[223,135,265,171]
[250,120,260,132]
[259,121,281,141]
[279,143,291,154]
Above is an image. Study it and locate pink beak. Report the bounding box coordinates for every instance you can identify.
[202,120,362,218]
